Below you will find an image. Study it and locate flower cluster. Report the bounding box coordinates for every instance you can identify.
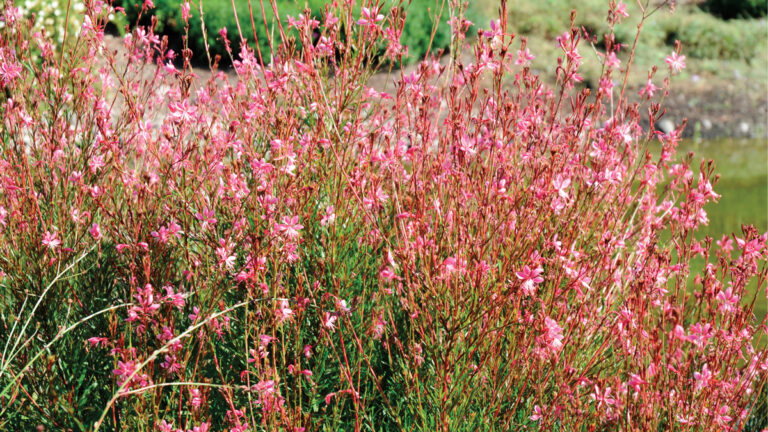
[0,0,764,431]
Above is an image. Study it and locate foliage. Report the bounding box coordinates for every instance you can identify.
[118,0,482,66]
[659,11,764,60]
[702,0,767,19]
[500,0,766,86]
[0,0,766,431]
[1,0,86,44]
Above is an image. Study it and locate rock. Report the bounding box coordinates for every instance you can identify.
[739,121,750,135]
[701,118,712,130]
[657,119,675,134]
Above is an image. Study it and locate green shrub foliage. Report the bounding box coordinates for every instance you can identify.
[119,0,479,66]
[702,0,767,19]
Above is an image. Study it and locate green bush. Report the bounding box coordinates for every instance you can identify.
[702,0,767,19]
[661,13,763,60]
[6,0,86,45]
[119,0,482,66]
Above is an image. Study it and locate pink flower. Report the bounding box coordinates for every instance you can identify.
[216,238,236,270]
[530,404,544,421]
[275,299,293,323]
[627,373,645,393]
[713,405,732,427]
[441,256,467,277]
[113,360,135,379]
[693,363,713,391]
[151,221,181,244]
[42,231,61,250]
[325,389,358,405]
[112,360,150,389]
[372,315,386,340]
[89,223,102,240]
[195,208,217,230]
[163,285,186,309]
[516,48,535,66]
[556,31,582,65]
[322,312,337,331]
[0,58,22,87]
[88,154,105,173]
[337,298,351,314]
[160,354,181,373]
[320,205,336,226]
[259,334,276,347]
[552,175,571,199]
[357,7,384,27]
[688,322,714,349]
[248,347,263,363]
[448,16,474,40]
[191,422,210,432]
[665,51,686,74]
[384,27,407,60]
[614,1,629,22]
[286,13,319,31]
[735,236,765,259]
[181,2,191,22]
[380,266,399,282]
[168,99,197,124]
[253,380,283,413]
[543,316,564,351]
[126,284,161,325]
[590,385,615,409]
[600,51,621,69]
[189,388,202,409]
[716,285,739,314]
[87,337,109,348]
[676,413,695,425]
[673,324,689,342]
[188,307,200,322]
[717,235,733,253]
[483,19,502,39]
[638,78,659,98]
[484,19,504,48]
[275,215,303,239]
[516,265,544,297]
[157,420,173,432]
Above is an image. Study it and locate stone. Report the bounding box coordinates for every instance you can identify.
[657,119,675,134]
[739,121,750,135]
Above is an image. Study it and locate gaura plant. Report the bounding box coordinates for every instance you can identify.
[0,0,765,431]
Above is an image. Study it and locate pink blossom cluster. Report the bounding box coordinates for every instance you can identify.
[0,0,764,431]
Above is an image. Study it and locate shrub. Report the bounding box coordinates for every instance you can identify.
[660,12,764,60]
[2,0,86,44]
[702,0,767,19]
[0,0,766,431]
[119,0,481,66]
